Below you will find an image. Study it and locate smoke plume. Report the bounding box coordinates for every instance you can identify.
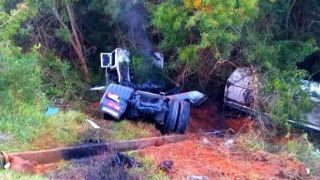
[111,0,153,55]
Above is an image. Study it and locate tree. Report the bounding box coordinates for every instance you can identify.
[152,0,319,134]
[50,0,90,82]
[152,0,259,91]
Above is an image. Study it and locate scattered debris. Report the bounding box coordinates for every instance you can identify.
[224,139,234,149]
[159,160,174,172]
[0,133,10,142]
[50,152,136,179]
[86,119,101,129]
[85,139,102,143]
[90,86,106,91]
[187,175,209,180]
[4,162,10,169]
[202,138,210,146]
[113,152,142,168]
[0,151,8,169]
[306,168,311,175]
[45,106,59,116]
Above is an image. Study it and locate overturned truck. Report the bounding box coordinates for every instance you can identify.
[224,67,320,131]
[95,48,206,134]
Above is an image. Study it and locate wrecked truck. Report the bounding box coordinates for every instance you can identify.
[224,67,320,131]
[94,48,206,134]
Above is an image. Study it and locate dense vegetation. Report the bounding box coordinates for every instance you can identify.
[1,0,320,145]
[0,1,87,150]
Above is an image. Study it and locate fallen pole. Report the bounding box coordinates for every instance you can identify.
[5,135,186,166]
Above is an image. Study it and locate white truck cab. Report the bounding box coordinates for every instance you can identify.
[101,48,131,83]
[100,48,164,85]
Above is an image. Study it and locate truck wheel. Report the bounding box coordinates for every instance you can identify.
[164,99,180,133]
[175,101,190,134]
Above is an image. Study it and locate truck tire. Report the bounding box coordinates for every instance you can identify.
[164,99,180,133]
[175,101,190,134]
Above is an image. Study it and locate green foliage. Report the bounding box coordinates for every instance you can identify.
[44,111,87,145]
[153,0,258,53]
[131,56,148,83]
[0,2,86,151]
[55,27,71,43]
[0,0,22,13]
[131,55,162,84]
[245,40,316,133]
[0,43,47,144]
[242,1,318,134]
[152,2,189,50]
[286,134,320,176]
[0,170,45,180]
[152,0,258,91]
[152,0,320,134]
[39,50,86,101]
[0,1,48,145]
[178,45,198,66]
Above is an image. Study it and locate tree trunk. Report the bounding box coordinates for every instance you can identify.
[52,1,90,82]
[65,4,90,82]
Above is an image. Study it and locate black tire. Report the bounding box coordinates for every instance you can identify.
[164,99,180,133]
[175,101,191,134]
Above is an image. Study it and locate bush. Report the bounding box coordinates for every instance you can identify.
[286,134,320,176]
[151,0,319,134]
[243,20,317,134]
[0,3,87,151]
[39,50,87,101]
[0,43,47,142]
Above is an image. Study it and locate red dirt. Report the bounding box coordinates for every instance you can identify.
[141,137,308,179]
[188,102,255,134]
[9,156,59,174]
[188,103,223,133]
[23,101,310,178]
[225,118,255,133]
[86,100,251,136]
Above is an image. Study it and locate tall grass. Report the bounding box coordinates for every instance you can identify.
[0,45,87,151]
[286,134,320,176]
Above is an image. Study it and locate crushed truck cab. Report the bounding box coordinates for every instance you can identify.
[97,48,206,134]
[100,84,206,134]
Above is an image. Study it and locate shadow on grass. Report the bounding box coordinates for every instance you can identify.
[50,151,139,180]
